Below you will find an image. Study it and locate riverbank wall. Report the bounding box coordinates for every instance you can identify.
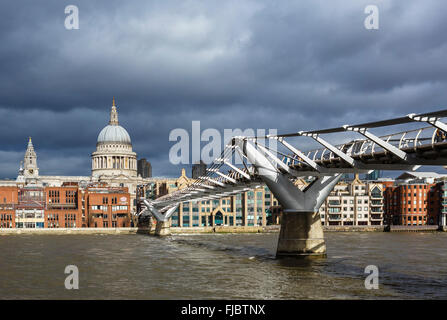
[385,225,441,232]
[0,225,445,235]
[0,227,141,235]
[323,225,385,232]
[170,225,279,234]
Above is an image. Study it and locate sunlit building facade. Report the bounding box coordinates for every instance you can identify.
[270,176,384,226]
[137,169,276,227]
[383,175,441,226]
[320,177,384,226]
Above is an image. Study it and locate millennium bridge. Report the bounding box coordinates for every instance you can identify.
[141,109,447,257]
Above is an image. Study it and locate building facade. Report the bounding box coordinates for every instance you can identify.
[15,186,45,228]
[137,158,152,178]
[45,185,83,228]
[270,176,384,226]
[0,183,132,229]
[438,179,447,226]
[383,174,442,226]
[320,177,384,226]
[85,186,131,228]
[137,169,275,227]
[192,161,207,179]
[0,187,18,228]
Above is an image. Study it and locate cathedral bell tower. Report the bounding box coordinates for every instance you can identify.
[24,137,39,179]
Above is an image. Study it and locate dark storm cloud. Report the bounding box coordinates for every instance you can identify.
[1,0,447,178]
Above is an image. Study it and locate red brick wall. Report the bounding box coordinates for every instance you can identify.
[85,188,131,228]
[0,187,18,228]
[45,186,83,228]
[384,183,435,225]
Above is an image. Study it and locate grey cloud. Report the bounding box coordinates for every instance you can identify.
[1,0,447,178]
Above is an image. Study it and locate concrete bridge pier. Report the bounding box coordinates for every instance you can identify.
[277,211,326,257]
[155,220,171,236]
[142,201,177,237]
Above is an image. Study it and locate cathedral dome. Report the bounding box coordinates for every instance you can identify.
[92,98,138,178]
[97,125,131,145]
[96,97,132,145]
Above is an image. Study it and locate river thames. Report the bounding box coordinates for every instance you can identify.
[0,232,446,299]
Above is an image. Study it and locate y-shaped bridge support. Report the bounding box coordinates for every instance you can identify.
[142,201,178,236]
[237,139,341,257]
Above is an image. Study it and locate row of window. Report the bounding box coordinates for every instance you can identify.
[111,206,128,211]
[0,214,12,220]
[48,222,78,228]
[0,222,13,228]
[91,205,129,211]
[403,208,428,212]
[65,214,76,221]
[402,200,427,204]
[321,214,371,219]
[102,197,120,204]
[402,185,428,189]
[339,199,370,204]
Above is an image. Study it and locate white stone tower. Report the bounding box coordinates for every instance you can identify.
[24,137,39,179]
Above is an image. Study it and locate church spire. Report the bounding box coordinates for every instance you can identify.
[24,136,39,178]
[27,137,35,153]
[109,97,119,125]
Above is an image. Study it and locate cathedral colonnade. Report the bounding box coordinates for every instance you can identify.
[92,154,137,170]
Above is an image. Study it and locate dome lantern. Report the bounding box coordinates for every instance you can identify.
[109,97,119,125]
[96,98,132,145]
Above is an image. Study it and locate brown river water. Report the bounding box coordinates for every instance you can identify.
[0,232,446,299]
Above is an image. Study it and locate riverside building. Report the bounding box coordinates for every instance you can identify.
[0,183,131,229]
[138,174,385,228]
[320,176,384,226]
[270,176,384,226]
[0,187,18,228]
[137,169,276,227]
[383,172,446,226]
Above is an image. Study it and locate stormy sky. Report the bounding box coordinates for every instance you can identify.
[1,0,447,179]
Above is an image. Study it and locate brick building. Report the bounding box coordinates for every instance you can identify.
[0,186,18,228]
[382,172,445,226]
[15,186,45,228]
[437,179,447,226]
[383,183,437,225]
[85,186,132,228]
[0,183,132,229]
[45,185,83,228]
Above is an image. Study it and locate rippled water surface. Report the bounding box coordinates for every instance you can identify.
[1,232,446,299]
